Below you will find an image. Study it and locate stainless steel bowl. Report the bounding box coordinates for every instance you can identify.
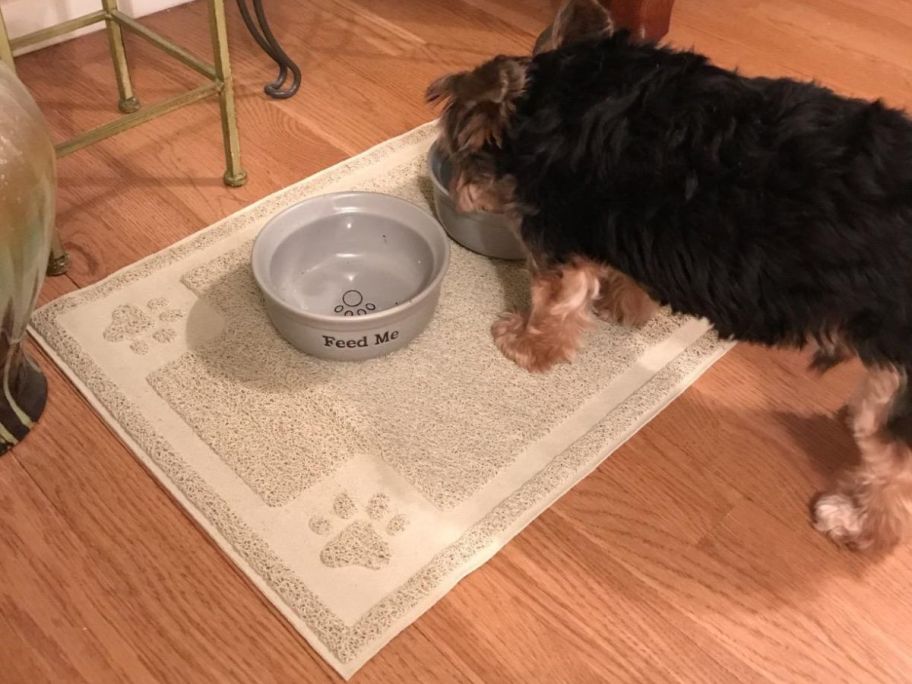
[251,191,450,361]
[426,142,525,261]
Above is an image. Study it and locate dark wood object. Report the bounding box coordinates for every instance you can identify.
[610,0,675,41]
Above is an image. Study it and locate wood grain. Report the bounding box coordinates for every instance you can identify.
[610,0,676,40]
[3,0,912,681]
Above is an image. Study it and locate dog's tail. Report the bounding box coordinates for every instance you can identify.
[425,56,529,155]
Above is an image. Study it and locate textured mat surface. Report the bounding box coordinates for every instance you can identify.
[31,123,730,678]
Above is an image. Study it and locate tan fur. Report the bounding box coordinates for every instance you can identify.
[814,367,912,551]
[593,267,658,327]
[533,0,615,55]
[492,258,604,372]
[426,57,528,217]
[451,158,519,215]
[426,57,528,155]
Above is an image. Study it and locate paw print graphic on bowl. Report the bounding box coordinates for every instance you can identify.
[333,289,377,317]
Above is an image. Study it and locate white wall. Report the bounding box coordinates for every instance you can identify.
[1,0,193,54]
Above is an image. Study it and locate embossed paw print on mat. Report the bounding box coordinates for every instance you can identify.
[103,297,183,354]
[309,493,408,570]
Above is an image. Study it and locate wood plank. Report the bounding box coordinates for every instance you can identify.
[5,0,912,681]
[554,494,912,682]
[418,511,763,682]
[0,457,153,684]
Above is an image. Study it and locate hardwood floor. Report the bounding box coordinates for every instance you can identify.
[4,0,912,681]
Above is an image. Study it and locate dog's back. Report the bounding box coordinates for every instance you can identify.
[503,35,912,366]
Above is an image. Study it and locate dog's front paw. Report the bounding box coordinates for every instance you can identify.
[593,290,658,328]
[813,492,866,549]
[491,312,570,373]
[811,491,904,552]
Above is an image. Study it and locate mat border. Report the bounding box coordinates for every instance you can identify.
[30,122,733,678]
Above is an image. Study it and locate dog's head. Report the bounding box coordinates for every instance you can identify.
[424,0,617,212]
[425,56,528,213]
[533,0,615,55]
[425,56,529,158]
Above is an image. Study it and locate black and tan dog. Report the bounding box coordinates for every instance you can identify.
[427,0,912,552]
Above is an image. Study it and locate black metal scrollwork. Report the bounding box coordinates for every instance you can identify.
[235,0,301,99]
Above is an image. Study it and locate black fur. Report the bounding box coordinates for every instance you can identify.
[489,33,912,368]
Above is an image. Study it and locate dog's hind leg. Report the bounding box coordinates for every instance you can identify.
[492,258,602,372]
[593,266,659,327]
[814,365,912,551]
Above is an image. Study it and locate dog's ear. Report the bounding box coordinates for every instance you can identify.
[426,58,527,108]
[425,74,456,106]
[533,0,614,54]
[426,57,528,153]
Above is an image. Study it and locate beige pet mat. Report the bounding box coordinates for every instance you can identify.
[31,123,731,678]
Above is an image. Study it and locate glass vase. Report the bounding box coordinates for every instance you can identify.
[0,61,55,454]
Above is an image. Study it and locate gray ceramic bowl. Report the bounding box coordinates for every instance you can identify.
[426,142,525,261]
[251,191,450,361]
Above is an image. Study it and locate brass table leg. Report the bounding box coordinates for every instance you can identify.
[209,0,247,187]
[102,0,140,113]
[0,1,247,275]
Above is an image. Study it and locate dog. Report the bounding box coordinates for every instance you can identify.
[426,0,912,552]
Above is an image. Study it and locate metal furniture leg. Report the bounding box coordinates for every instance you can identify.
[235,0,301,99]
[1,1,247,271]
[101,0,141,113]
[208,0,247,187]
